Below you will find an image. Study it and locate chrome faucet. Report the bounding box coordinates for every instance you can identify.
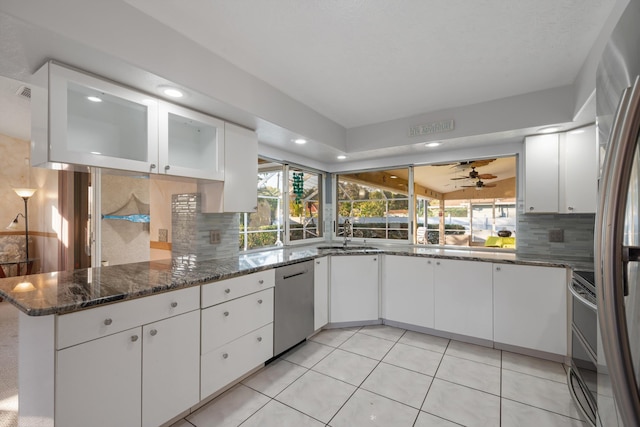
[342,218,352,248]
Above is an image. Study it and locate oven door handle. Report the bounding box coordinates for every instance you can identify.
[568,281,597,312]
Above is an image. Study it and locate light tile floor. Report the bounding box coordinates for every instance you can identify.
[171,325,586,427]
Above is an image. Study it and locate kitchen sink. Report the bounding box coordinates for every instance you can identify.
[316,245,379,251]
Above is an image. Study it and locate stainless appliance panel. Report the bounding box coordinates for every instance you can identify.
[596,1,640,424]
[273,260,314,356]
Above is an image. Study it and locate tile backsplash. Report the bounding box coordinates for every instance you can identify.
[171,193,239,260]
[516,213,595,260]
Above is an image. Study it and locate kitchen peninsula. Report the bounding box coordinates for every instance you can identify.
[0,244,581,427]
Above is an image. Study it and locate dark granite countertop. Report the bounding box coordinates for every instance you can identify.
[0,243,591,316]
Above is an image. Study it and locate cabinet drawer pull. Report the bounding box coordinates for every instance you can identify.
[258,279,264,285]
[496,267,501,271]
[131,335,138,342]
[257,337,263,342]
[222,353,229,359]
[224,288,231,294]
[258,299,263,304]
[170,302,178,308]
[104,318,113,326]
[224,311,229,317]
[427,260,432,264]
[164,165,170,171]
[150,329,158,336]
[529,206,534,211]
[373,258,377,261]
[316,261,320,264]
[150,163,156,170]
[568,206,574,211]
[436,261,440,265]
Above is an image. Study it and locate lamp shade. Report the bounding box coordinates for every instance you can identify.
[13,188,37,199]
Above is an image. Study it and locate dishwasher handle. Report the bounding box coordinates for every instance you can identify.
[283,270,308,280]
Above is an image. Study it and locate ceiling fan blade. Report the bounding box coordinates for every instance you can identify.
[484,184,497,188]
[478,174,497,180]
[450,177,470,180]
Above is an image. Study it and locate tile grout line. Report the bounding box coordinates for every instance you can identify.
[325,328,406,426]
[413,336,454,426]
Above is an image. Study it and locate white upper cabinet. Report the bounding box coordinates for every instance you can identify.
[32,61,233,182]
[560,125,597,213]
[159,102,224,181]
[33,62,159,173]
[524,126,597,214]
[524,134,559,213]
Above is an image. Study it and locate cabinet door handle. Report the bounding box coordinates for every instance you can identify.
[150,329,158,336]
[222,353,229,359]
[224,288,231,294]
[258,299,263,304]
[224,311,229,317]
[427,260,432,264]
[170,302,178,308]
[529,206,534,211]
[496,267,501,271]
[164,165,170,171]
[316,261,320,264]
[257,337,263,342]
[150,164,156,170]
[104,318,113,326]
[258,279,264,284]
[373,258,377,261]
[568,206,575,211]
[131,335,139,342]
[436,261,440,265]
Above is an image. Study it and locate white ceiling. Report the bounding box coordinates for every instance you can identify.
[0,0,620,168]
[125,0,615,128]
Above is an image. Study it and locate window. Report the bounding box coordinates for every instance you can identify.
[337,169,410,241]
[289,167,323,242]
[240,161,324,251]
[413,156,517,249]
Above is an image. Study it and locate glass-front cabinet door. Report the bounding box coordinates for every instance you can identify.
[48,63,159,173]
[159,102,225,181]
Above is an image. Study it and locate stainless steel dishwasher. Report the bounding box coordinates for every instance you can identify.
[274,260,314,356]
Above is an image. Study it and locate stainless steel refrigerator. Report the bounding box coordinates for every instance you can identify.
[596,0,640,425]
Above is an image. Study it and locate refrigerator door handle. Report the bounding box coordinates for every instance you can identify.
[597,75,640,427]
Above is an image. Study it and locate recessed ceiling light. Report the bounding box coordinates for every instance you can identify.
[294,138,307,145]
[337,155,347,160]
[425,142,441,147]
[87,96,102,103]
[538,126,561,134]
[161,87,184,98]
[390,175,398,179]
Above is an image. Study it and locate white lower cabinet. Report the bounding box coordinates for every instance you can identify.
[142,310,200,427]
[56,327,142,427]
[56,309,201,427]
[382,255,435,328]
[493,263,567,355]
[314,256,329,330]
[201,323,273,398]
[330,255,379,323]
[434,259,494,341]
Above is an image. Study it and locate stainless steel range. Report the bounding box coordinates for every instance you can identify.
[568,270,597,426]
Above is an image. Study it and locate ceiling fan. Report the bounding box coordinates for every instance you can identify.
[461,179,497,190]
[450,167,497,181]
[433,159,496,169]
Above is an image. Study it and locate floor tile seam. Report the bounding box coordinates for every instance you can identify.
[283,343,338,370]
[394,340,448,357]
[216,390,271,427]
[242,365,309,399]
[434,376,502,398]
[357,382,428,411]
[324,378,362,426]
[377,359,437,379]
[501,365,568,385]
[440,352,503,372]
[417,337,451,419]
[443,351,502,369]
[500,396,586,421]
[332,345,389,362]
[357,330,405,343]
[418,409,466,427]
[396,339,448,354]
[351,330,403,345]
[251,397,329,426]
